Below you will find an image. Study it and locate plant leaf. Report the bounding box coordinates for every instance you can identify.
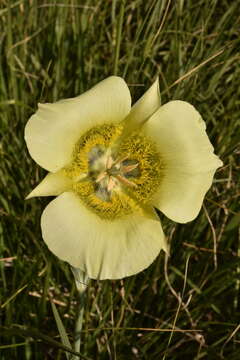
[51,301,72,360]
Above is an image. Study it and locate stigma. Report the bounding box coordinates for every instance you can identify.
[93,151,139,200]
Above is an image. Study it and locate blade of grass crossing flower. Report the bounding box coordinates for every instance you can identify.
[113,0,125,75]
[122,0,158,78]
[51,301,72,360]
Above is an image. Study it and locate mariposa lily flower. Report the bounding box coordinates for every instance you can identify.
[25,76,222,280]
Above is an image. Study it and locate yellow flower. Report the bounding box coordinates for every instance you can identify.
[25,76,222,280]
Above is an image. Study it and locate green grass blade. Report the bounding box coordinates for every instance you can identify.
[51,301,72,360]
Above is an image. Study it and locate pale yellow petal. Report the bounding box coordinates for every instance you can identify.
[143,100,222,223]
[25,76,131,172]
[152,169,218,223]
[26,171,72,199]
[41,192,167,280]
[123,78,161,134]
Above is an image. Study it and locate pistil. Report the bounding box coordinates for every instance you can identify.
[95,153,139,195]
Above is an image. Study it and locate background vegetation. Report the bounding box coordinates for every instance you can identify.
[0,0,239,359]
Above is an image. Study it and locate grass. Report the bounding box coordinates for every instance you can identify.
[0,0,240,359]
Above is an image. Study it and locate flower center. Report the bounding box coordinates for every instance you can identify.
[64,124,163,220]
[90,149,139,201]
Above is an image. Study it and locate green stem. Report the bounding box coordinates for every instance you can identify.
[71,267,89,359]
[74,286,86,355]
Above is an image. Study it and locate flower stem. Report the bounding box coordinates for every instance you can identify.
[74,287,86,355]
[71,267,89,359]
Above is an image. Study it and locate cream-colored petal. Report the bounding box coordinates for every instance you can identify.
[25,76,131,172]
[26,171,72,199]
[41,192,167,280]
[123,78,161,134]
[153,169,218,223]
[143,100,223,223]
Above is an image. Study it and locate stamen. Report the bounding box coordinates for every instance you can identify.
[107,176,117,192]
[115,174,137,188]
[106,149,114,169]
[121,163,139,174]
[96,171,107,183]
[112,154,129,167]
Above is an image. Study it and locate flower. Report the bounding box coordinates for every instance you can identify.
[25,76,222,280]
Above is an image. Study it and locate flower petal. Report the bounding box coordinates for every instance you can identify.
[41,192,167,280]
[143,100,223,223]
[123,78,161,133]
[26,171,72,199]
[25,76,131,172]
[153,169,218,223]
